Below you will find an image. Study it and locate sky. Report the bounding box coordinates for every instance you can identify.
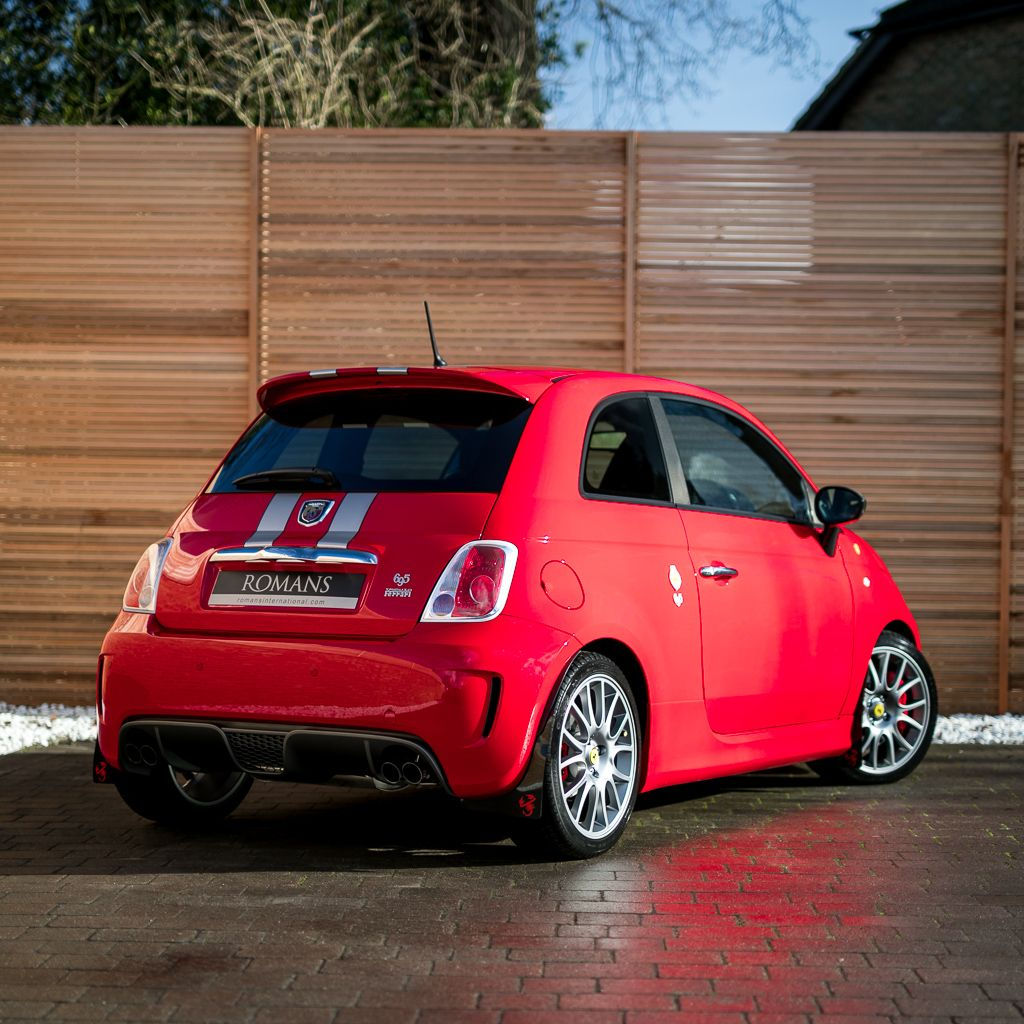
[545,0,885,131]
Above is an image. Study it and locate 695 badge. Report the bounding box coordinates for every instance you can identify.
[385,572,413,598]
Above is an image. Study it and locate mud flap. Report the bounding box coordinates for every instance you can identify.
[92,741,116,784]
[466,718,552,819]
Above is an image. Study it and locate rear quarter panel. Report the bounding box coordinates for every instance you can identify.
[485,378,707,787]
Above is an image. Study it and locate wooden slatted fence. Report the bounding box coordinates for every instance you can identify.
[0,126,1021,713]
[636,132,1010,714]
[0,128,251,703]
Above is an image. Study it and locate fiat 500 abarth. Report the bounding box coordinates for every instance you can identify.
[94,365,937,858]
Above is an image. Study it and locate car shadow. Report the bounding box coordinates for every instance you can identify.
[635,761,833,811]
[0,748,868,875]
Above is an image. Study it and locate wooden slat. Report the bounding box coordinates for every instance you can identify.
[0,126,252,691]
[1010,135,1024,714]
[635,133,1009,713]
[258,130,628,376]
[624,132,638,374]
[999,136,1020,714]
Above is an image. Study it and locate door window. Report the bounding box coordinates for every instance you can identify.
[582,396,670,503]
[660,398,809,522]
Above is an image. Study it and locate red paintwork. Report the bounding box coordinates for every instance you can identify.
[97,366,921,800]
[160,491,498,639]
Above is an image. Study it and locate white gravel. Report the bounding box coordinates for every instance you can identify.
[0,703,97,756]
[932,713,1024,745]
[0,705,1022,757]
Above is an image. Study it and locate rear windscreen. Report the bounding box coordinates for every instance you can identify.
[208,388,532,493]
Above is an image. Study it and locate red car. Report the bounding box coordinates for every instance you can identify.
[95,366,937,858]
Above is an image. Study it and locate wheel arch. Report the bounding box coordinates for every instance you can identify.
[881,618,919,647]
[577,637,651,787]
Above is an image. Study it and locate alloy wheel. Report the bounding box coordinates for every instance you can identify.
[556,672,637,839]
[859,645,931,776]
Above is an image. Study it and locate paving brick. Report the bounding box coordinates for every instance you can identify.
[502,1013,624,1024]
[0,1003,56,1020]
[560,991,677,1010]
[0,745,1019,1022]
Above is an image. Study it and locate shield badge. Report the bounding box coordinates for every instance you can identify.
[297,499,334,527]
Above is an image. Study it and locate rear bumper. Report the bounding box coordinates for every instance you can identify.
[97,611,577,799]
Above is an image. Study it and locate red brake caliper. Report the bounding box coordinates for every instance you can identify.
[896,666,908,735]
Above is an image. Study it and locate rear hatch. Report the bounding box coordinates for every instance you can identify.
[156,380,533,638]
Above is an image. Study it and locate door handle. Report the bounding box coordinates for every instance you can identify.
[699,565,738,579]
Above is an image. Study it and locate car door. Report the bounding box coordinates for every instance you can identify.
[656,396,855,735]
[572,394,702,706]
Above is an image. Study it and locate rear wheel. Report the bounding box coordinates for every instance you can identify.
[115,764,252,826]
[513,652,641,859]
[812,630,937,784]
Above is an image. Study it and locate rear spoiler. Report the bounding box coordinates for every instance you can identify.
[257,366,543,413]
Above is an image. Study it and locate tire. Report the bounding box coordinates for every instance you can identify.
[513,652,642,859]
[114,764,252,827]
[811,629,937,784]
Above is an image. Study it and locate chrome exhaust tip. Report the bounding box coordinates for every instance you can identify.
[379,761,402,787]
[401,760,424,786]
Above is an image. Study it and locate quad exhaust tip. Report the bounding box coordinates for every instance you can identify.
[125,742,159,767]
[377,750,431,788]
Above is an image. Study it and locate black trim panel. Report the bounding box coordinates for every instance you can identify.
[578,389,817,528]
[118,717,452,793]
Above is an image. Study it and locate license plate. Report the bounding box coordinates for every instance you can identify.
[209,570,363,610]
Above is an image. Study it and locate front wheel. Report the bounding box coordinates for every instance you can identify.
[812,630,937,784]
[115,764,252,827]
[513,652,642,859]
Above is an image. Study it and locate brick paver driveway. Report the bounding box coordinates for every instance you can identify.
[0,744,1021,1023]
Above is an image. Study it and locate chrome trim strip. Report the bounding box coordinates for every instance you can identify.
[244,492,300,547]
[308,368,337,378]
[210,547,378,565]
[318,492,376,549]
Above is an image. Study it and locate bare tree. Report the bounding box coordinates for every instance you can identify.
[137,0,400,127]
[410,0,544,128]
[551,0,817,126]
[137,0,546,129]
[133,0,813,129]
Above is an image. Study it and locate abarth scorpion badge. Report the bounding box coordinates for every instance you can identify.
[298,499,334,526]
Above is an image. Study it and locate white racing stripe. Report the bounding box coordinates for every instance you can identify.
[244,493,301,547]
[319,492,376,548]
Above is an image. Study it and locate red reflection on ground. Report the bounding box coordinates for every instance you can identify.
[545,782,914,1018]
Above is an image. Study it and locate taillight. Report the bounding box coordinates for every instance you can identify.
[122,539,172,614]
[421,541,518,622]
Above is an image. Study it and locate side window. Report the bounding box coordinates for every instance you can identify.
[660,398,809,522]
[582,396,670,503]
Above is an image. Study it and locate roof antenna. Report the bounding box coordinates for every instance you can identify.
[423,300,447,368]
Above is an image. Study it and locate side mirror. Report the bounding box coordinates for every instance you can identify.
[815,485,866,526]
[814,486,866,557]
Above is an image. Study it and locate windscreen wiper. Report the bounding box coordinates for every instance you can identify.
[232,466,340,490]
